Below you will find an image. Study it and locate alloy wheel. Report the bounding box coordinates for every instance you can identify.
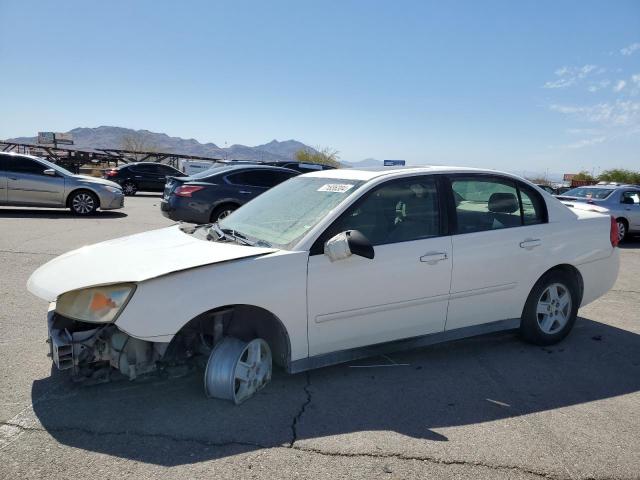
[72,193,96,214]
[204,337,272,404]
[217,209,234,221]
[536,283,572,334]
[617,221,626,242]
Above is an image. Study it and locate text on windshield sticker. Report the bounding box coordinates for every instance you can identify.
[317,184,354,193]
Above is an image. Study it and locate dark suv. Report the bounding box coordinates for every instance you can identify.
[103,162,186,195]
[161,164,299,223]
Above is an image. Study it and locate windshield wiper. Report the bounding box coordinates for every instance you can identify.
[220,227,253,246]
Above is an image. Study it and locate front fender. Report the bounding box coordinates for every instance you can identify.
[115,249,310,362]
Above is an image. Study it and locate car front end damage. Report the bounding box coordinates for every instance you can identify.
[46,304,168,383]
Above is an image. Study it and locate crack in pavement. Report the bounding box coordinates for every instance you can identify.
[289,371,312,447]
[0,421,269,451]
[2,420,598,480]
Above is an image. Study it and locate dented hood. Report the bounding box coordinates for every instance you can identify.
[27,225,276,301]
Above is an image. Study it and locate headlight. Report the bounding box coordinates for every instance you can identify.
[56,284,135,323]
[104,185,123,194]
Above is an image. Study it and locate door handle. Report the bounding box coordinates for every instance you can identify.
[239,190,252,194]
[520,238,542,249]
[9,177,18,180]
[420,252,448,264]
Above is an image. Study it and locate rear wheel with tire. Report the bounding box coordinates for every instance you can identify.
[210,204,237,223]
[520,270,580,345]
[69,191,98,215]
[122,181,137,196]
[204,337,272,404]
[616,219,628,243]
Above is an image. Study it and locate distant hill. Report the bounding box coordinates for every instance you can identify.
[342,158,383,168]
[8,126,319,163]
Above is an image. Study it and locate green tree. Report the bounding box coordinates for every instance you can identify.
[598,168,640,184]
[295,146,341,168]
[572,171,596,182]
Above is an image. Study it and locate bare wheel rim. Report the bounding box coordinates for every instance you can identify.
[536,283,572,334]
[217,209,233,221]
[72,193,95,214]
[204,338,272,404]
[617,221,626,241]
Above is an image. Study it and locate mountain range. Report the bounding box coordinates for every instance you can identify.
[8,126,322,163]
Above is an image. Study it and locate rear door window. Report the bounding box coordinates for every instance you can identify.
[621,191,640,204]
[226,170,287,188]
[450,177,546,233]
[4,157,47,175]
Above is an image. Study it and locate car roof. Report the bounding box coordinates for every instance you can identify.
[302,165,524,181]
[187,163,299,178]
[569,184,639,190]
[120,161,180,168]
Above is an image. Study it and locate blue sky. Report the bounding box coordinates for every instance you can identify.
[1,0,639,175]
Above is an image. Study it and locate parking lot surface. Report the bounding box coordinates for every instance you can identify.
[1,196,639,479]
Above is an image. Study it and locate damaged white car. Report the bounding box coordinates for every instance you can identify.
[28,167,620,404]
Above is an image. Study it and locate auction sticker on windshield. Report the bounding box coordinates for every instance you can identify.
[317,183,354,193]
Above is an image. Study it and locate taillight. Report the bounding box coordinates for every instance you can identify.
[610,216,619,248]
[105,169,118,177]
[175,185,204,197]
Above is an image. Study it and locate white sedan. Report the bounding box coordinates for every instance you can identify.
[28,166,620,404]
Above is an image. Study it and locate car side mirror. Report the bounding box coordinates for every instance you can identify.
[43,169,56,176]
[324,230,375,262]
[622,197,635,205]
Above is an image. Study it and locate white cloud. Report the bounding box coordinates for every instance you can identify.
[564,136,607,149]
[620,43,640,56]
[632,74,640,84]
[587,79,611,92]
[614,80,627,92]
[550,100,640,126]
[543,64,599,89]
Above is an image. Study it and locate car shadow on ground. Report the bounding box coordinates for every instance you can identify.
[131,192,162,198]
[620,236,640,249]
[0,208,127,219]
[31,317,640,466]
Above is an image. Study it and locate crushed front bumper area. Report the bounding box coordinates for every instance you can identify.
[47,306,168,383]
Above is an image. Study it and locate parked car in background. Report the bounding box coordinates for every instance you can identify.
[0,152,124,215]
[265,161,336,173]
[29,166,619,404]
[555,186,572,196]
[536,184,556,195]
[161,164,299,223]
[556,184,640,241]
[103,162,186,195]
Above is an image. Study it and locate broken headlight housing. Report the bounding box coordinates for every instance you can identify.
[56,283,136,323]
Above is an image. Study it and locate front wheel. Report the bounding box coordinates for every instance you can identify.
[520,270,579,345]
[69,191,98,215]
[204,337,272,404]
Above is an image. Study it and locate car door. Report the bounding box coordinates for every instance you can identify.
[306,175,452,356]
[6,156,66,206]
[445,175,548,330]
[620,190,640,230]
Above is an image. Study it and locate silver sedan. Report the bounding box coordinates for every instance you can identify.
[557,184,640,241]
[0,152,124,215]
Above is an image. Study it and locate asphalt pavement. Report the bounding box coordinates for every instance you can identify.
[1,195,639,479]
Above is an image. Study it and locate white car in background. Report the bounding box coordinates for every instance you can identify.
[28,167,620,404]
